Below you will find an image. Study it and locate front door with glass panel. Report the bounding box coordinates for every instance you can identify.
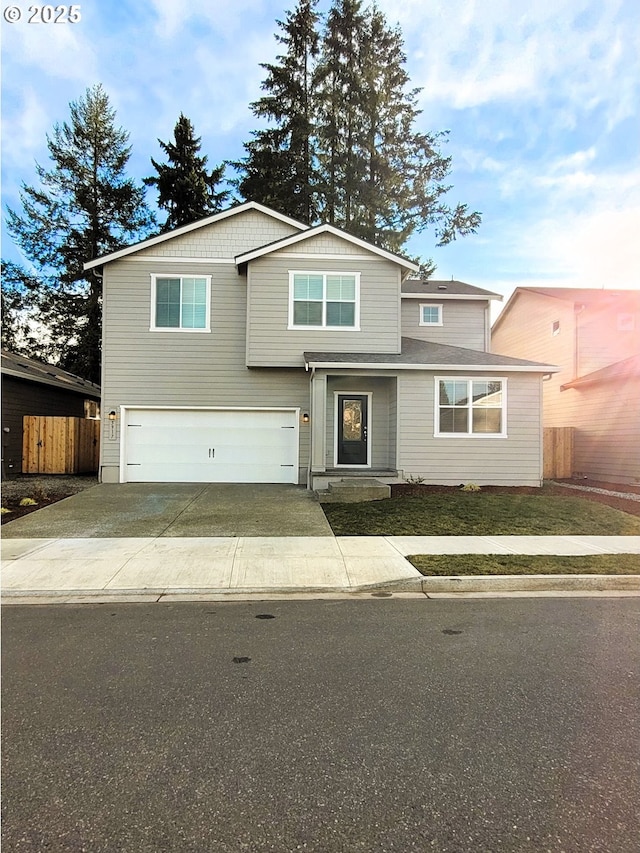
[337,394,368,466]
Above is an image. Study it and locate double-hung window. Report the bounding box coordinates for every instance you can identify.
[436,378,506,436]
[151,274,211,331]
[289,271,360,329]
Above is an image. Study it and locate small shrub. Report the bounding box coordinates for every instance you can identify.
[19,497,38,506]
[405,474,425,485]
[1,507,12,514]
[461,483,481,492]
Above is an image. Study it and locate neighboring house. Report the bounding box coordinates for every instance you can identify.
[1,350,101,477]
[492,288,640,485]
[84,201,557,488]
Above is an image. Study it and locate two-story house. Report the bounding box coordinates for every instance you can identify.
[492,287,640,485]
[84,202,557,488]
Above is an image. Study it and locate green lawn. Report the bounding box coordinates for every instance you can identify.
[408,554,640,575]
[321,493,640,536]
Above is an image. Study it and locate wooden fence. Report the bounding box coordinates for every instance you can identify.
[22,416,100,474]
[543,427,574,479]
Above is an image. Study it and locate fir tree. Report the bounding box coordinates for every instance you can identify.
[317,1,481,254]
[236,0,481,268]
[145,114,228,231]
[313,0,368,228]
[235,0,320,223]
[3,84,154,383]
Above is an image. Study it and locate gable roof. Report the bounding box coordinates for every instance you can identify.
[402,279,501,300]
[235,223,419,275]
[304,337,559,372]
[83,202,309,271]
[561,353,640,390]
[493,286,640,334]
[1,350,101,397]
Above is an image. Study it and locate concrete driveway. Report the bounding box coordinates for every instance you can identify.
[1,483,334,539]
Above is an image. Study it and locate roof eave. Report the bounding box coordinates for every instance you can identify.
[304,359,560,372]
[402,293,502,301]
[1,365,101,396]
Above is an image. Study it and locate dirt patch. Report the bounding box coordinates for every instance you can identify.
[1,475,98,524]
[390,481,640,518]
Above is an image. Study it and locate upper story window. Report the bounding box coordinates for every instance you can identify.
[435,378,506,437]
[419,303,443,326]
[150,274,211,332]
[289,271,360,330]
[552,320,560,336]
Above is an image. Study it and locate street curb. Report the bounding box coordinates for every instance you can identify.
[2,574,640,604]
[341,574,640,593]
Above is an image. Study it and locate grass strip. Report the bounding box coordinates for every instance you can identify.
[408,554,640,576]
[322,494,640,536]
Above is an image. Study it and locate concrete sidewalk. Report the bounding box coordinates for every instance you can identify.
[2,535,639,603]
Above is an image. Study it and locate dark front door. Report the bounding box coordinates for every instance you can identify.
[337,394,368,466]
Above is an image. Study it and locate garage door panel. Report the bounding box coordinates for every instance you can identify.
[124,408,299,483]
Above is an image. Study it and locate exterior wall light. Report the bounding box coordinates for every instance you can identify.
[302,413,310,424]
[108,410,117,420]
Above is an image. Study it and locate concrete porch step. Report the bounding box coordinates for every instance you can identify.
[320,477,391,503]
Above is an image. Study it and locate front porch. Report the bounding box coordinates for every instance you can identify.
[308,372,400,487]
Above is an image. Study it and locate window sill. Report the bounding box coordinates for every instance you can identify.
[287,325,361,332]
[434,433,508,439]
[149,327,211,333]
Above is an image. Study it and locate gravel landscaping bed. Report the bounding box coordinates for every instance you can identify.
[1,475,98,524]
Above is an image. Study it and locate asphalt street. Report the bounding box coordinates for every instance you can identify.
[2,599,639,852]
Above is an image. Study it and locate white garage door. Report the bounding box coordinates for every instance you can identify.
[123,408,299,483]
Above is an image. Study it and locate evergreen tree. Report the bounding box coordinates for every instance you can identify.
[235,0,320,223]
[236,0,481,267]
[317,1,481,254]
[145,114,228,231]
[3,84,154,383]
[313,0,368,228]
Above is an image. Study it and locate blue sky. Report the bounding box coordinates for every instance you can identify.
[2,0,639,319]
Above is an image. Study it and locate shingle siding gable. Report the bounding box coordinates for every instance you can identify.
[135,209,301,260]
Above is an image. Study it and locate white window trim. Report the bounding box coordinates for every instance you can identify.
[419,303,443,326]
[288,270,361,331]
[434,376,508,438]
[150,273,212,332]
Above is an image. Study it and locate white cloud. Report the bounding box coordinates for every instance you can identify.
[1,11,99,85]
[1,86,51,172]
[523,207,640,288]
[147,0,279,40]
[377,0,637,131]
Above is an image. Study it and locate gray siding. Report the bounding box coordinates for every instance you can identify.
[100,257,311,483]
[136,209,301,259]
[247,248,402,367]
[325,375,395,469]
[397,371,543,486]
[401,298,488,350]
